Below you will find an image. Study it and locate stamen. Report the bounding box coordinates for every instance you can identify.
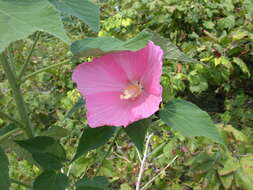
[120,82,143,100]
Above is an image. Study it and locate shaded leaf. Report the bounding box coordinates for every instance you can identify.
[48,0,100,32]
[73,127,116,161]
[34,171,69,190]
[160,99,224,144]
[15,136,66,170]
[124,118,151,154]
[0,147,10,190]
[76,176,112,190]
[71,31,152,58]
[0,0,70,53]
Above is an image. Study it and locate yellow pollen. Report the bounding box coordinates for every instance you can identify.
[120,82,143,100]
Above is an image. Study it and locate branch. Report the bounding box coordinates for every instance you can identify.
[0,53,34,137]
[140,155,178,190]
[135,134,153,190]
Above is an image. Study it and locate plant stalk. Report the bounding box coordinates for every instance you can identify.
[18,32,41,81]
[0,53,34,138]
[94,128,122,176]
[21,60,69,82]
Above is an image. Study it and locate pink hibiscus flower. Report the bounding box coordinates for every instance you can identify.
[72,41,163,128]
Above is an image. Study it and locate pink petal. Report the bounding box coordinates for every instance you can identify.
[86,91,161,128]
[110,46,149,82]
[131,92,162,120]
[141,41,163,96]
[72,55,128,95]
[86,92,135,127]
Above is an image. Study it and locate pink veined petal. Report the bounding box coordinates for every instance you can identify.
[131,91,162,119]
[72,55,128,95]
[110,46,149,82]
[141,41,163,96]
[86,92,136,127]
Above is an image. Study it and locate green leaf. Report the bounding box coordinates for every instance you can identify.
[235,155,253,190]
[71,31,152,58]
[233,57,251,77]
[124,118,151,154]
[34,171,69,190]
[39,126,68,139]
[0,0,70,53]
[76,176,112,190]
[0,147,10,190]
[48,0,100,32]
[147,30,200,63]
[64,97,84,119]
[15,136,66,170]
[72,127,116,161]
[160,99,224,144]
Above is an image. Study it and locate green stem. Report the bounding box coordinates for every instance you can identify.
[21,60,69,82]
[0,53,33,138]
[0,128,22,143]
[0,111,23,127]
[94,128,122,176]
[10,178,33,189]
[18,32,41,81]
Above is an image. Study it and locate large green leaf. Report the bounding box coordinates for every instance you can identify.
[76,176,112,190]
[124,118,151,154]
[34,171,69,190]
[15,136,66,170]
[72,126,116,161]
[0,0,70,53]
[160,99,224,144]
[0,147,10,190]
[71,31,152,58]
[48,0,100,32]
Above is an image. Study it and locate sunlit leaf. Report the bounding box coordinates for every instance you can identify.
[49,0,100,32]
[160,99,224,144]
[0,0,70,53]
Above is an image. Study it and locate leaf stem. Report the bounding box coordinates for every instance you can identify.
[18,32,41,81]
[0,53,34,138]
[94,128,122,176]
[0,128,23,143]
[21,60,69,82]
[0,111,24,127]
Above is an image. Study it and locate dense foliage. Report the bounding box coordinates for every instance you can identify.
[0,0,253,190]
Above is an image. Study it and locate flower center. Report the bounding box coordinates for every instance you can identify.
[120,82,143,100]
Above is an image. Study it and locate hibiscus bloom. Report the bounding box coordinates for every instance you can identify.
[72,41,163,128]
